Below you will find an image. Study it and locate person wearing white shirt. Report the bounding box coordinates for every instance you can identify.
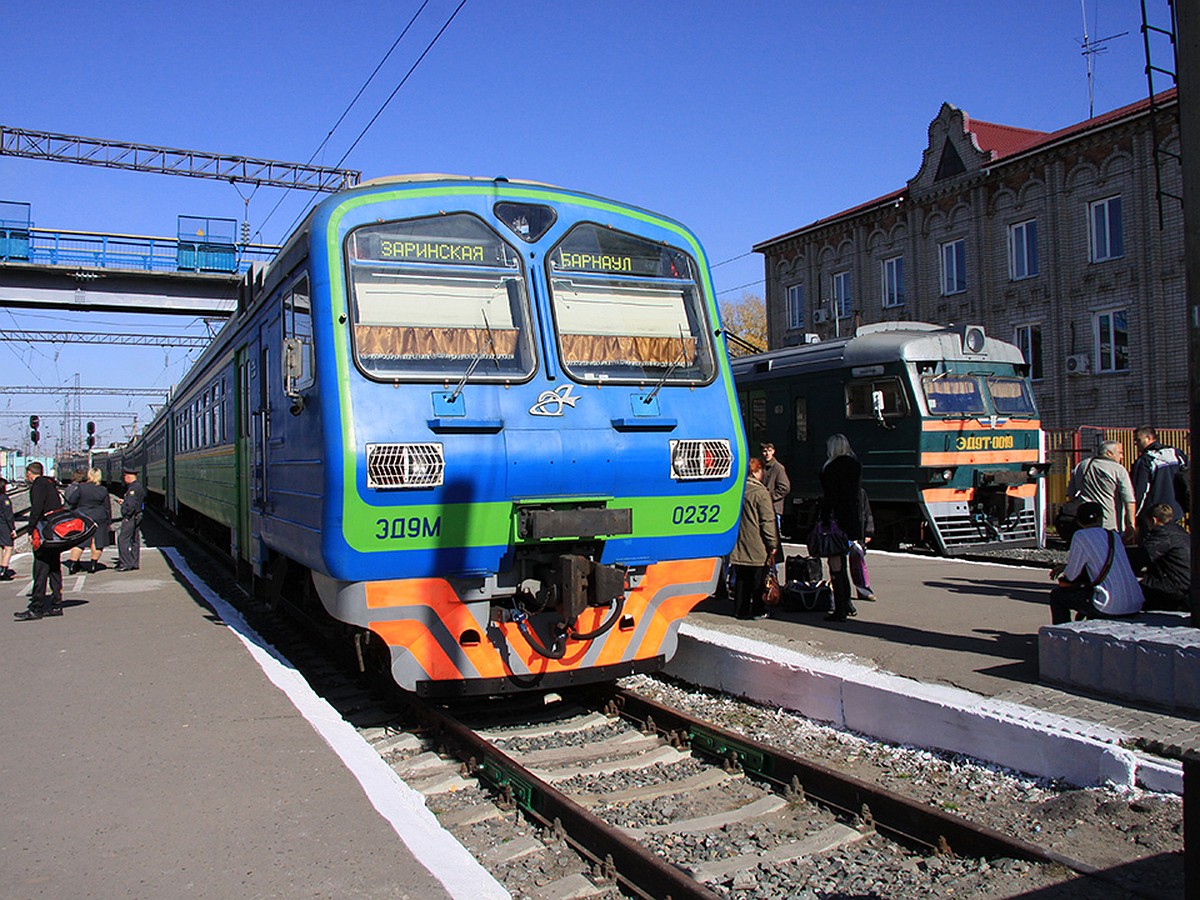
[1049,501,1143,625]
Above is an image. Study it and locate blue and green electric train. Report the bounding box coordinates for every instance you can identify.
[93,175,746,695]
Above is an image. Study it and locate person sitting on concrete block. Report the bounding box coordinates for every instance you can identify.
[1048,501,1142,625]
[1128,503,1190,612]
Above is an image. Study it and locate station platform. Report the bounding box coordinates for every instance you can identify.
[676,546,1200,793]
[0,538,506,899]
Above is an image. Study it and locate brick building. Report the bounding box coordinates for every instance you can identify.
[753,91,1184,429]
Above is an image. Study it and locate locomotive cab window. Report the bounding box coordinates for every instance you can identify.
[845,377,908,419]
[546,223,715,385]
[922,374,986,416]
[986,376,1036,417]
[345,214,535,381]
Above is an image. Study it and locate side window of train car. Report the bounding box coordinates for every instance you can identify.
[546,223,716,385]
[282,277,314,392]
[794,396,808,442]
[845,378,909,419]
[345,215,535,381]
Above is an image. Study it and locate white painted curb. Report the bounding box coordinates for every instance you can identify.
[163,549,510,900]
[667,623,1182,795]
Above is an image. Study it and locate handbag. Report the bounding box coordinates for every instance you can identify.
[761,551,781,608]
[807,516,849,558]
[31,508,97,553]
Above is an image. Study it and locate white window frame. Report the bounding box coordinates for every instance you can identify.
[785,283,804,330]
[940,239,966,295]
[1089,196,1124,262]
[1012,323,1043,381]
[881,256,905,308]
[832,270,851,318]
[1008,219,1038,280]
[1093,308,1129,373]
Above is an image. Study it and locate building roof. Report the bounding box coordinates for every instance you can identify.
[754,89,1178,251]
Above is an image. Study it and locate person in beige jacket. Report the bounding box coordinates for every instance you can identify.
[730,457,780,620]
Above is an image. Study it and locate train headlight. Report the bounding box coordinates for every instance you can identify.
[669,439,733,480]
[366,443,445,489]
[924,467,956,484]
[942,468,954,482]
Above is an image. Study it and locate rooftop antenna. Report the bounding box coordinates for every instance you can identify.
[1079,0,1129,118]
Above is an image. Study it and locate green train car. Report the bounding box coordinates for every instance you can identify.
[731,322,1047,554]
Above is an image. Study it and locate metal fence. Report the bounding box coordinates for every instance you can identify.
[1045,425,1191,528]
[0,227,277,274]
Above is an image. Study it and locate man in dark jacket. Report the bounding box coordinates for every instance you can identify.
[760,443,791,535]
[15,462,64,620]
[1131,426,1188,530]
[1131,503,1190,611]
[116,467,144,571]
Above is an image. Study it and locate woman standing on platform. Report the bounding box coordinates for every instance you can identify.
[730,457,780,620]
[819,434,866,622]
[67,468,112,574]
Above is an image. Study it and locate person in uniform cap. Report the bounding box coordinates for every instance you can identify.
[116,466,144,571]
[0,477,16,580]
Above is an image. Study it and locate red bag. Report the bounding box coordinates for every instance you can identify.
[31,509,97,552]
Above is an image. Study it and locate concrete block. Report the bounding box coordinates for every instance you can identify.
[1134,754,1184,794]
[1037,627,1070,685]
[1098,635,1138,701]
[840,672,1136,788]
[1066,629,1105,690]
[1133,639,1177,709]
[1173,645,1200,714]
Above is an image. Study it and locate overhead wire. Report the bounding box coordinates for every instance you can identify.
[251,0,437,243]
[272,0,470,243]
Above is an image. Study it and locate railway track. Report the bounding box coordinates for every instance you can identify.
[155,517,1165,898]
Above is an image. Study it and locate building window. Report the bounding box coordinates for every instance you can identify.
[940,239,966,295]
[1013,324,1044,381]
[1009,219,1038,279]
[785,284,804,330]
[832,271,851,318]
[1089,196,1124,262]
[1094,309,1129,372]
[881,256,905,308]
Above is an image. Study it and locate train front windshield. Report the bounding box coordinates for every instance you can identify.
[922,373,1038,417]
[546,223,716,385]
[345,214,537,381]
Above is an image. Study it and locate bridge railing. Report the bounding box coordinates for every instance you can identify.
[0,226,277,274]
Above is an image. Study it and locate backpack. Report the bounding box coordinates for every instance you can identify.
[31,509,97,552]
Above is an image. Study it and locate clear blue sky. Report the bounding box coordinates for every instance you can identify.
[0,0,1161,452]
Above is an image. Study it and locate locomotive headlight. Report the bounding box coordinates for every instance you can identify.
[924,467,956,484]
[669,439,733,481]
[943,468,954,482]
[366,443,445,489]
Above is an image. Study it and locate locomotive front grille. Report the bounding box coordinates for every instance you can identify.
[366,442,445,489]
[934,507,1038,547]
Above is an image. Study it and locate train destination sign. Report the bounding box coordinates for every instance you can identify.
[552,222,694,279]
[350,214,512,267]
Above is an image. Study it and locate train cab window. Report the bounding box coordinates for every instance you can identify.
[283,277,314,391]
[546,223,715,385]
[986,376,1036,416]
[845,378,908,420]
[345,214,535,381]
[922,374,986,416]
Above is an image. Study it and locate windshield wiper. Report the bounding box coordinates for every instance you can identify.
[643,326,689,404]
[449,311,499,403]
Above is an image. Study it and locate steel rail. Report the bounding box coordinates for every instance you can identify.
[401,693,720,900]
[597,685,1162,898]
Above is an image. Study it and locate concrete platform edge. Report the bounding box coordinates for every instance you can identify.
[162,549,510,900]
[667,623,1183,795]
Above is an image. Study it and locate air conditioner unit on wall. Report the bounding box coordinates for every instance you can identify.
[1065,354,1090,375]
[812,309,830,324]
